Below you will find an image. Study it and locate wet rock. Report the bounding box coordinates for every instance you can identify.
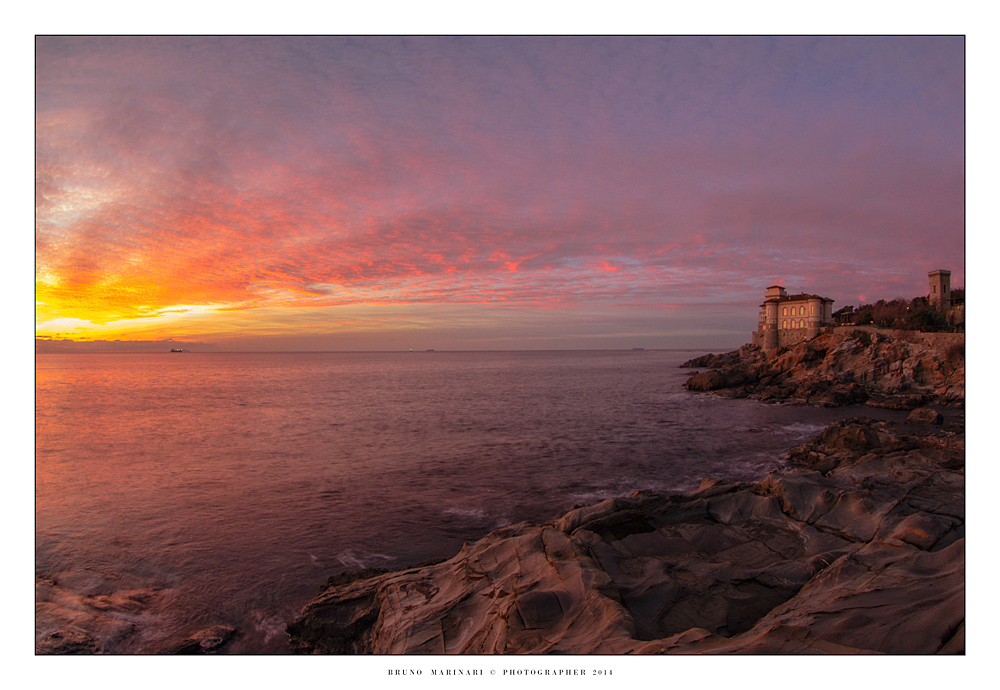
[165,625,237,654]
[36,628,101,654]
[35,579,159,654]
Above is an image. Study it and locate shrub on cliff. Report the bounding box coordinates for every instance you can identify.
[852,298,953,332]
[906,307,949,332]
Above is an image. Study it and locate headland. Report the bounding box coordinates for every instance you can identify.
[682,327,964,410]
[286,330,964,655]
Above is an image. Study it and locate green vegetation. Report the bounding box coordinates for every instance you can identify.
[846,297,960,332]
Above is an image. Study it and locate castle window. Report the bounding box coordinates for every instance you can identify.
[811,305,815,315]
[782,307,787,316]
[798,319,804,328]
[782,320,787,329]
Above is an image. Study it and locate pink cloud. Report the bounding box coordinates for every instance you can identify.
[36,37,964,346]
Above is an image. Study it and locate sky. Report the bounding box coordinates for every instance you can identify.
[34,35,965,351]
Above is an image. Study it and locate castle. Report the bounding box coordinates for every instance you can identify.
[752,270,960,353]
[751,286,835,353]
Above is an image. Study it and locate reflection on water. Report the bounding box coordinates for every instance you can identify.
[36,350,911,652]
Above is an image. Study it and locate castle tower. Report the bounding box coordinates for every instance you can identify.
[760,285,785,352]
[806,297,824,338]
[929,270,951,309]
[762,300,779,351]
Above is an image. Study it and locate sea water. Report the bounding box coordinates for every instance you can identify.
[35,350,910,653]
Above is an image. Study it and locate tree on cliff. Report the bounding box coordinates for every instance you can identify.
[851,298,952,332]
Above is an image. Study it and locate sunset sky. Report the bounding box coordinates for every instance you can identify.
[35,35,965,351]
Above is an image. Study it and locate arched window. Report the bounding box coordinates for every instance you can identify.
[782,307,787,316]
[782,320,787,329]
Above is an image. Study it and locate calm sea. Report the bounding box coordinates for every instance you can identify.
[35,350,909,653]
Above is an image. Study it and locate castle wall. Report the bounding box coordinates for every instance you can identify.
[776,327,816,349]
[831,326,965,348]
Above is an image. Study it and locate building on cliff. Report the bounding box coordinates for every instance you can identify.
[752,285,835,353]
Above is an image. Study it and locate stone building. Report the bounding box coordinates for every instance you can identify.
[929,269,952,309]
[752,285,835,353]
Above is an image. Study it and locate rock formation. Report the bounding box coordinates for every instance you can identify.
[682,330,964,409]
[287,418,964,655]
[35,576,238,654]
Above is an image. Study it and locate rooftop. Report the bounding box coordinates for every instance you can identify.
[764,292,833,303]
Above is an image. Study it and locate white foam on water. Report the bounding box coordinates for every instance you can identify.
[252,611,292,644]
[334,549,396,569]
[776,422,829,438]
[443,506,488,521]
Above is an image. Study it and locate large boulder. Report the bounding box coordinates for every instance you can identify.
[908,407,945,425]
[683,369,727,391]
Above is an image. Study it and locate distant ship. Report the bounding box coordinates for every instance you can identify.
[632,347,645,351]
[170,348,184,353]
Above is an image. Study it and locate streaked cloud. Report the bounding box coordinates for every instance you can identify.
[35,36,964,349]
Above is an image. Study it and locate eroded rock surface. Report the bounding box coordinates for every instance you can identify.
[35,573,238,654]
[287,418,964,655]
[681,332,964,408]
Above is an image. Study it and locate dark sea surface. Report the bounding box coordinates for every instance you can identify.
[35,350,911,653]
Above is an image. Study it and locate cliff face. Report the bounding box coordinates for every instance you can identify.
[682,330,964,408]
[286,418,964,655]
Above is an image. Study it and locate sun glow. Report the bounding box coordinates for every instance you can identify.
[33,36,965,351]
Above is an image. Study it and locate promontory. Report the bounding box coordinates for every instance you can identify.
[286,329,964,655]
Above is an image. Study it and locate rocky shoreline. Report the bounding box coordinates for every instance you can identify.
[286,333,964,655]
[681,329,964,409]
[287,412,964,654]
